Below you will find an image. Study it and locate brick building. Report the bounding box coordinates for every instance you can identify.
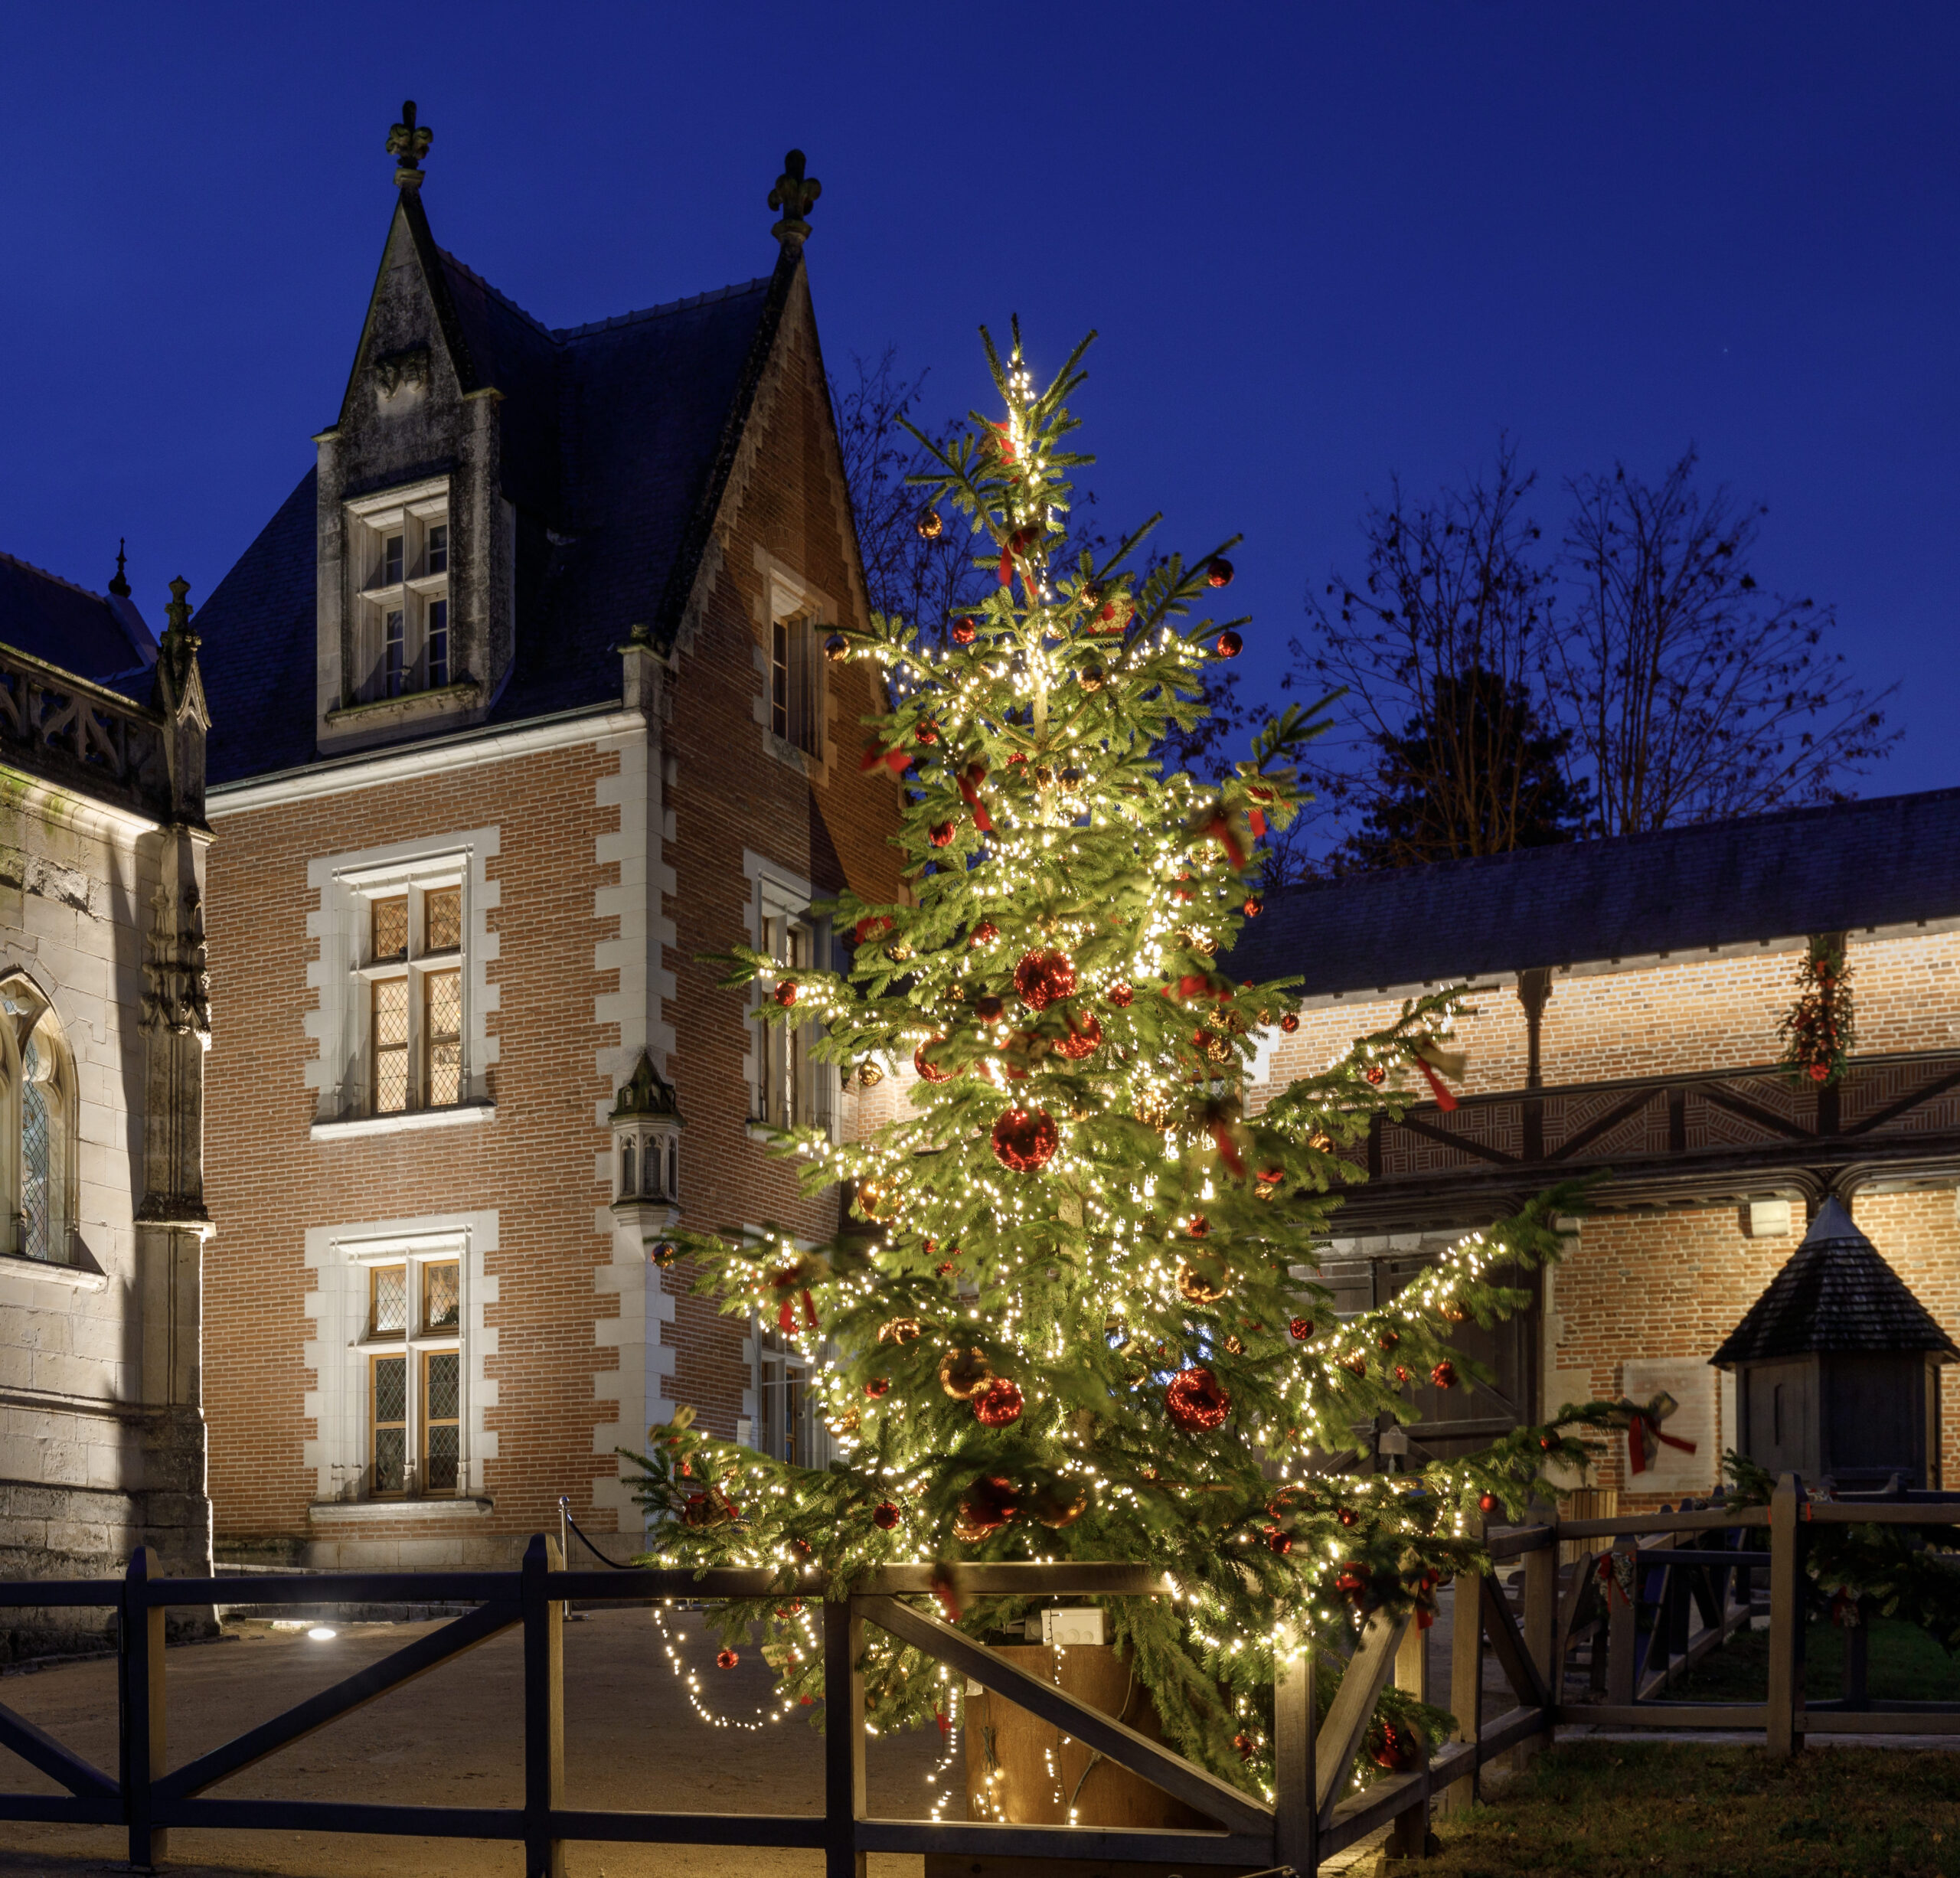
[192,126,900,1567]
[1233,789,1960,1510]
[0,548,212,1598]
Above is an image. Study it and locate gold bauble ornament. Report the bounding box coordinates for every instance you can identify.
[877,1317,923,1346]
[1178,1259,1230,1305]
[939,1347,995,1400]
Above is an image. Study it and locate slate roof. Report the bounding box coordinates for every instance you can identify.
[192,225,791,787]
[1227,787,1960,997]
[1710,1198,1958,1366]
[0,551,158,691]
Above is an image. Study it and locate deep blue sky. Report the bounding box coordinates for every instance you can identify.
[4,5,1954,793]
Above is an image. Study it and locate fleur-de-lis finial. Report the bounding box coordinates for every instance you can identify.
[165,576,197,644]
[387,100,433,188]
[768,149,821,247]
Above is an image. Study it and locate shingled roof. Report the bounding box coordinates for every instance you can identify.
[191,229,790,787]
[1227,787,1960,998]
[0,550,158,691]
[1710,1198,1958,1367]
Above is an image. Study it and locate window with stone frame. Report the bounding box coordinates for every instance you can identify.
[756,903,835,1133]
[0,980,73,1266]
[361,881,466,1116]
[345,481,452,704]
[770,609,820,755]
[361,1253,463,1498]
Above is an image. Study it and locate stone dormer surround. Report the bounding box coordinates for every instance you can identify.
[312,182,514,756]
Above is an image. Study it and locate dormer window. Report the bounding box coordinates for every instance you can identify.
[344,479,455,705]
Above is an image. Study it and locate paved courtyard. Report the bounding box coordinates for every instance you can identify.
[0,1607,943,1878]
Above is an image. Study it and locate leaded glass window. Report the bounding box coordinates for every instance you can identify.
[374,978,410,1114]
[371,1263,407,1337]
[423,1261,459,1331]
[424,1351,460,1492]
[21,1039,50,1263]
[371,1354,407,1494]
[425,968,462,1106]
[425,887,461,952]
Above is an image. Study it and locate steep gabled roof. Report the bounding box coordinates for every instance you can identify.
[1710,1198,1958,1367]
[193,217,795,785]
[1227,788,1960,998]
[0,550,158,689]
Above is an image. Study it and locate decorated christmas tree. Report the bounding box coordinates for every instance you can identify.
[630,325,1604,1793]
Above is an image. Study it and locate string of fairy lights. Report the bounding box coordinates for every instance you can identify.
[626,333,1599,1801]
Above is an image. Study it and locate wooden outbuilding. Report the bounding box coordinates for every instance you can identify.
[1710,1197,1956,1490]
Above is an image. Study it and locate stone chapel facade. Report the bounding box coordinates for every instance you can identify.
[193,125,902,1567]
[0,550,213,1608]
[1232,789,1960,1512]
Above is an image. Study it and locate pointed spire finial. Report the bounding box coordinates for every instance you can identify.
[109,538,130,599]
[768,149,821,248]
[165,576,197,645]
[387,100,433,190]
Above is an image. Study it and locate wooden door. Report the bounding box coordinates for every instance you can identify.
[1375,1255,1540,1465]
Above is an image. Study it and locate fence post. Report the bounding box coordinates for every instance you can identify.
[1387,1613,1431,1857]
[1437,1510,1483,1818]
[824,1592,867,1878]
[1605,1536,1638,1707]
[1766,1472,1805,1757]
[521,1533,566,1878]
[1520,1526,1557,1760]
[119,1546,166,1869]
[1273,1621,1318,1877]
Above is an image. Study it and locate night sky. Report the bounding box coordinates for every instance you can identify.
[4,5,1954,795]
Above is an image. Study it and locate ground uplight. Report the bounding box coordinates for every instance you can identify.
[306,1626,337,1641]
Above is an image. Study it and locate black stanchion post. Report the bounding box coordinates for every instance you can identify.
[521,1533,566,1877]
[120,1547,165,1869]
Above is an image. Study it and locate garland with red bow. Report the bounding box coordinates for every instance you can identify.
[1777,932,1855,1086]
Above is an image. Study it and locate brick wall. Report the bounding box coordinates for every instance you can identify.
[204,305,902,1562]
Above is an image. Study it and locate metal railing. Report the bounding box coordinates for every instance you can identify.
[1,1475,1954,1877]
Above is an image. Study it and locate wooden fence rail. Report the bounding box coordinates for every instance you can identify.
[0,1475,1953,1876]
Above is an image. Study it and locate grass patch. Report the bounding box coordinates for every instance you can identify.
[1668,1618,1960,1704]
[1426,1741,1960,1876]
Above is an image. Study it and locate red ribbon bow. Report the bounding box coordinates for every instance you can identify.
[770,1268,818,1335]
[956,763,993,833]
[860,742,913,777]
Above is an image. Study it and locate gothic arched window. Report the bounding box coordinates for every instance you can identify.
[0,980,72,1266]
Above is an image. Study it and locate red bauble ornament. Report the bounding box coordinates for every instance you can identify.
[1057,1012,1102,1060]
[1377,1329,1400,1352]
[929,821,956,848]
[1233,1731,1257,1761]
[1341,1350,1367,1377]
[972,1377,1024,1426]
[1478,1491,1500,1515]
[1206,557,1235,588]
[1431,1360,1458,1390]
[916,720,939,745]
[1289,1317,1313,1341]
[774,981,799,1008]
[971,919,999,946]
[1338,1507,1358,1527]
[952,617,978,645]
[1014,948,1077,1010]
[914,1038,954,1083]
[854,915,893,946]
[864,1377,890,1399]
[1266,1527,1293,1556]
[1393,1365,1410,1385]
[952,1475,1019,1540]
[1215,629,1243,659]
[1243,894,1263,918]
[1107,982,1134,1008]
[1165,1366,1231,1432]
[872,1501,900,1530]
[1364,1064,1385,1086]
[1367,1720,1416,1772]
[991,1106,1059,1172]
[717,1648,740,1670]
[1186,1214,1209,1239]
[1280,1014,1299,1034]
[974,995,1005,1023]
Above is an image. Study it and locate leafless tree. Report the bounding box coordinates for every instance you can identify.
[1284,443,1585,870]
[1546,450,1899,834]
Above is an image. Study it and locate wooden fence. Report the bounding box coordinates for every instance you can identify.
[0,1474,1953,1877]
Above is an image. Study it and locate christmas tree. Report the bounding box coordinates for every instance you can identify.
[630,324,1604,1794]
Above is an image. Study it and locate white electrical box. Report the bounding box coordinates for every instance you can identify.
[1040,1607,1106,1648]
[1743,1199,1793,1239]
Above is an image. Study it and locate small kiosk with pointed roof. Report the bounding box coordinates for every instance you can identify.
[1712,1197,1956,1490]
